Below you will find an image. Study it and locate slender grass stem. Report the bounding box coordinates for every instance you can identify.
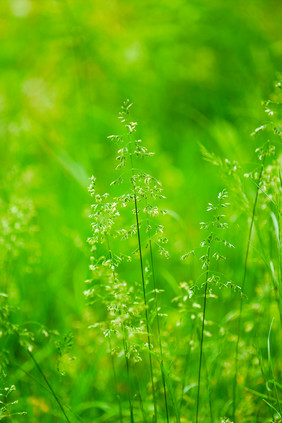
[267,320,282,417]
[27,349,71,423]
[180,332,192,411]
[232,161,264,423]
[129,153,158,422]
[106,236,133,422]
[255,341,275,421]
[148,232,170,423]
[195,245,210,423]
[13,362,85,423]
[108,336,123,423]
[278,169,282,288]
[134,369,148,423]
[251,162,282,328]
[254,219,282,328]
[122,332,135,423]
[179,311,197,416]
[204,354,213,423]
[276,191,282,326]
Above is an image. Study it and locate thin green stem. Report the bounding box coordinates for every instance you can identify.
[232,161,264,423]
[108,336,123,423]
[106,236,133,422]
[195,245,210,423]
[13,362,85,422]
[129,152,158,422]
[27,349,71,423]
[267,320,282,417]
[180,331,192,411]
[134,369,148,423]
[122,332,135,423]
[255,341,275,421]
[148,232,170,423]
[254,218,282,328]
[204,354,213,423]
[276,192,282,324]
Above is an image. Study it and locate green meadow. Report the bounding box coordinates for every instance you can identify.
[0,1,281,422]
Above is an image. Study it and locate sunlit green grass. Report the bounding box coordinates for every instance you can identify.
[0,1,281,422]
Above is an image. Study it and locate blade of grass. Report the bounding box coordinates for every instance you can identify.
[27,349,71,423]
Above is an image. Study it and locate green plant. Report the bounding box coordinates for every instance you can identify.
[86,101,171,422]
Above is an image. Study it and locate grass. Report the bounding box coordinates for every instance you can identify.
[0,2,282,421]
[1,85,282,422]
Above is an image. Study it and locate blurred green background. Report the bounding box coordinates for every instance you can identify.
[0,0,281,419]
